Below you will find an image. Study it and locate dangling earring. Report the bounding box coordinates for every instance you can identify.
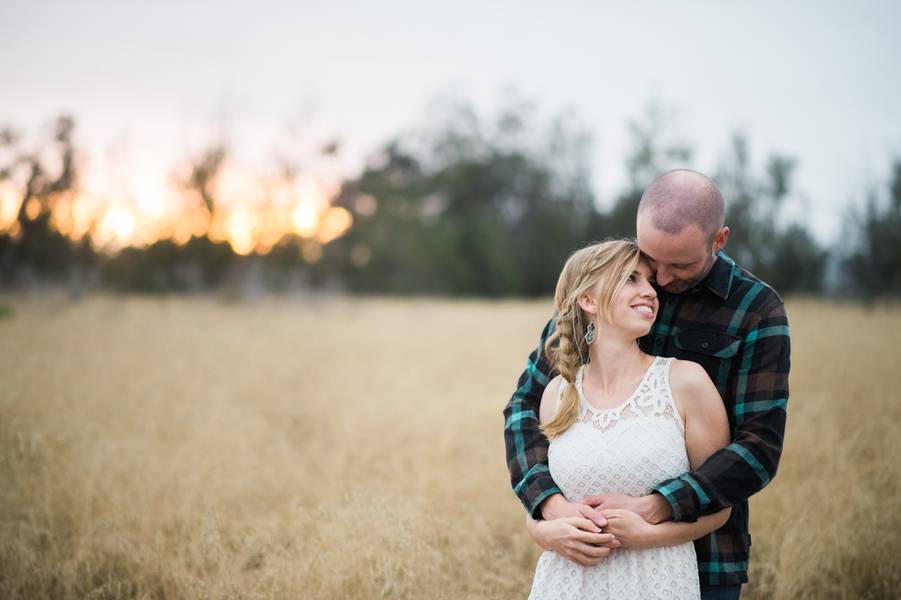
[584,320,596,345]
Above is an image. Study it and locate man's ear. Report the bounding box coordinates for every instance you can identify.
[713,226,730,253]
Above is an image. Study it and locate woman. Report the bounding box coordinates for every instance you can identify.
[526,239,730,599]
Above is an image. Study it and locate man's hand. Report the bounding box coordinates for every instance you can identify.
[580,492,673,525]
[526,516,620,567]
[540,493,608,529]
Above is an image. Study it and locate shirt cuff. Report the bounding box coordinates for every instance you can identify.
[653,478,699,523]
[515,464,563,519]
[528,485,563,520]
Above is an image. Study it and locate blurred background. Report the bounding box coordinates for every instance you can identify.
[1,1,899,297]
[1,2,900,599]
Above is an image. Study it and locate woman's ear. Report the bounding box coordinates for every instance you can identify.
[577,292,597,316]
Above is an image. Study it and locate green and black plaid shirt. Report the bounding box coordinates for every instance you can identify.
[503,251,790,586]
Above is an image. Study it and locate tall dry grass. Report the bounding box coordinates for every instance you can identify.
[0,295,898,598]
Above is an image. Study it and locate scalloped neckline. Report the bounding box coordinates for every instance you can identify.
[575,357,659,415]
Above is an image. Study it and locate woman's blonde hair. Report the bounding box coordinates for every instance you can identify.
[541,239,643,439]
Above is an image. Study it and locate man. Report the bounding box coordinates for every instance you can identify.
[503,169,790,599]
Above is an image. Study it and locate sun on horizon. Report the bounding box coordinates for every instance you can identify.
[0,165,355,261]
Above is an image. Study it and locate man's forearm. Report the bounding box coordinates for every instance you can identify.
[654,411,785,522]
[503,317,559,517]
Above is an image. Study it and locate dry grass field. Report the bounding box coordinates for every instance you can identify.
[1,294,899,599]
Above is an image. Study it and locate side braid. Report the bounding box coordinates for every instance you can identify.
[542,300,588,439]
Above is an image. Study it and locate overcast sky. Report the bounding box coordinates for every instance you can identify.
[3,0,900,243]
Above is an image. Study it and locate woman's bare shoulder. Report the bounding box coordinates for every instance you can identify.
[668,359,713,392]
[668,359,721,410]
[539,374,566,425]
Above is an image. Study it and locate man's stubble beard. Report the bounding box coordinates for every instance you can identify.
[660,251,718,294]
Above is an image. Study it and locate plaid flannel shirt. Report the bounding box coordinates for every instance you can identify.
[503,251,790,586]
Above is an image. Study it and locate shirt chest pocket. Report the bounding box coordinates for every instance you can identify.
[673,328,742,377]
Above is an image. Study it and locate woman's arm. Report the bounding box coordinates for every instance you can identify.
[604,359,732,549]
[670,359,731,472]
[601,506,731,549]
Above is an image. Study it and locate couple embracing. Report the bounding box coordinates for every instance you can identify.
[503,169,791,600]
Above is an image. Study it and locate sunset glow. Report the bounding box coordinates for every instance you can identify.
[292,202,320,237]
[0,166,354,257]
[0,182,19,232]
[94,204,137,250]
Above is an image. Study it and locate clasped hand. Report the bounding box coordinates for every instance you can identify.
[527,494,657,566]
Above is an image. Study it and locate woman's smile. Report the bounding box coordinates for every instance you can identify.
[631,303,656,318]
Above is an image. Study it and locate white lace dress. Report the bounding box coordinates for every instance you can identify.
[528,356,699,600]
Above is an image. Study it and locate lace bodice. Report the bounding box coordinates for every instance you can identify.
[573,357,683,433]
[529,356,700,599]
[550,356,689,500]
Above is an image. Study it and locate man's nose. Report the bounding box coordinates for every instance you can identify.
[656,268,674,287]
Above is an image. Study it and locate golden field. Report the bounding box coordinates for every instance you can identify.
[0,295,899,599]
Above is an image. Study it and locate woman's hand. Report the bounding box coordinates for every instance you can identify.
[600,509,655,549]
[526,516,620,566]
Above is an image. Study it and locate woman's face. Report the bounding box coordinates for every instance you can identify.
[608,259,659,337]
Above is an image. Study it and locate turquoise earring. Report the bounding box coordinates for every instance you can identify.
[584,321,596,345]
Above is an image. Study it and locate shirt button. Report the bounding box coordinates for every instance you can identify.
[701,342,709,349]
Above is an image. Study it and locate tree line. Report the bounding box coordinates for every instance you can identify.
[1,101,899,300]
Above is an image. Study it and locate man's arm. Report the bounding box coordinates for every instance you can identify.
[503,317,560,519]
[654,299,791,522]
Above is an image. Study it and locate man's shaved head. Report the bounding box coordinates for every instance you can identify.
[637,169,724,242]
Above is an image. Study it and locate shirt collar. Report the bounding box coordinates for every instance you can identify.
[700,250,736,300]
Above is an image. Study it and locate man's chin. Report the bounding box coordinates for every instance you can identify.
[661,282,693,294]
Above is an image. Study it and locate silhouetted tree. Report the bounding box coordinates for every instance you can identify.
[331,98,601,296]
[715,133,828,294]
[841,160,901,299]
[177,144,227,218]
[0,104,841,298]
[0,115,96,288]
[624,102,693,195]
[102,237,234,293]
[606,102,695,238]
